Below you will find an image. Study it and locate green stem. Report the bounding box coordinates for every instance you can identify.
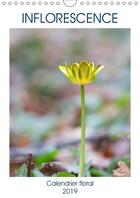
[78,85,86,177]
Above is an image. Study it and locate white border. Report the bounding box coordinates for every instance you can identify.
[0,2,140,198]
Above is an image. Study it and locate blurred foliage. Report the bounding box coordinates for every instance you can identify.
[32,169,45,177]
[83,160,92,177]
[15,164,27,177]
[55,172,76,177]
[90,167,111,177]
[10,37,45,77]
[15,156,130,177]
[35,150,58,166]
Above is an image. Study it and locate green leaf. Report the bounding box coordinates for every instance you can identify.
[35,149,58,165]
[55,172,76,177]
[32,168,45,177]
[90,168,111,177]
[16,164,27,177]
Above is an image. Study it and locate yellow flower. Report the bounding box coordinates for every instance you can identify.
[58,60,104,85]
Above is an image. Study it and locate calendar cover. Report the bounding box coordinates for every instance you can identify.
[0,0,139,197]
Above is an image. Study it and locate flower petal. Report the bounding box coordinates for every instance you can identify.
[93,65,104,75]
[88,62,95,77]
[88,62,95,71]
[71,63,79,77]
[79,61,89,78]
[67,64,73,76]
[59,66,69,77]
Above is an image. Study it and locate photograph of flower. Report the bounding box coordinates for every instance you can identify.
[10,29,130,177]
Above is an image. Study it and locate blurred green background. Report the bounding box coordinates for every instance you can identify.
[10,29,130,177]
